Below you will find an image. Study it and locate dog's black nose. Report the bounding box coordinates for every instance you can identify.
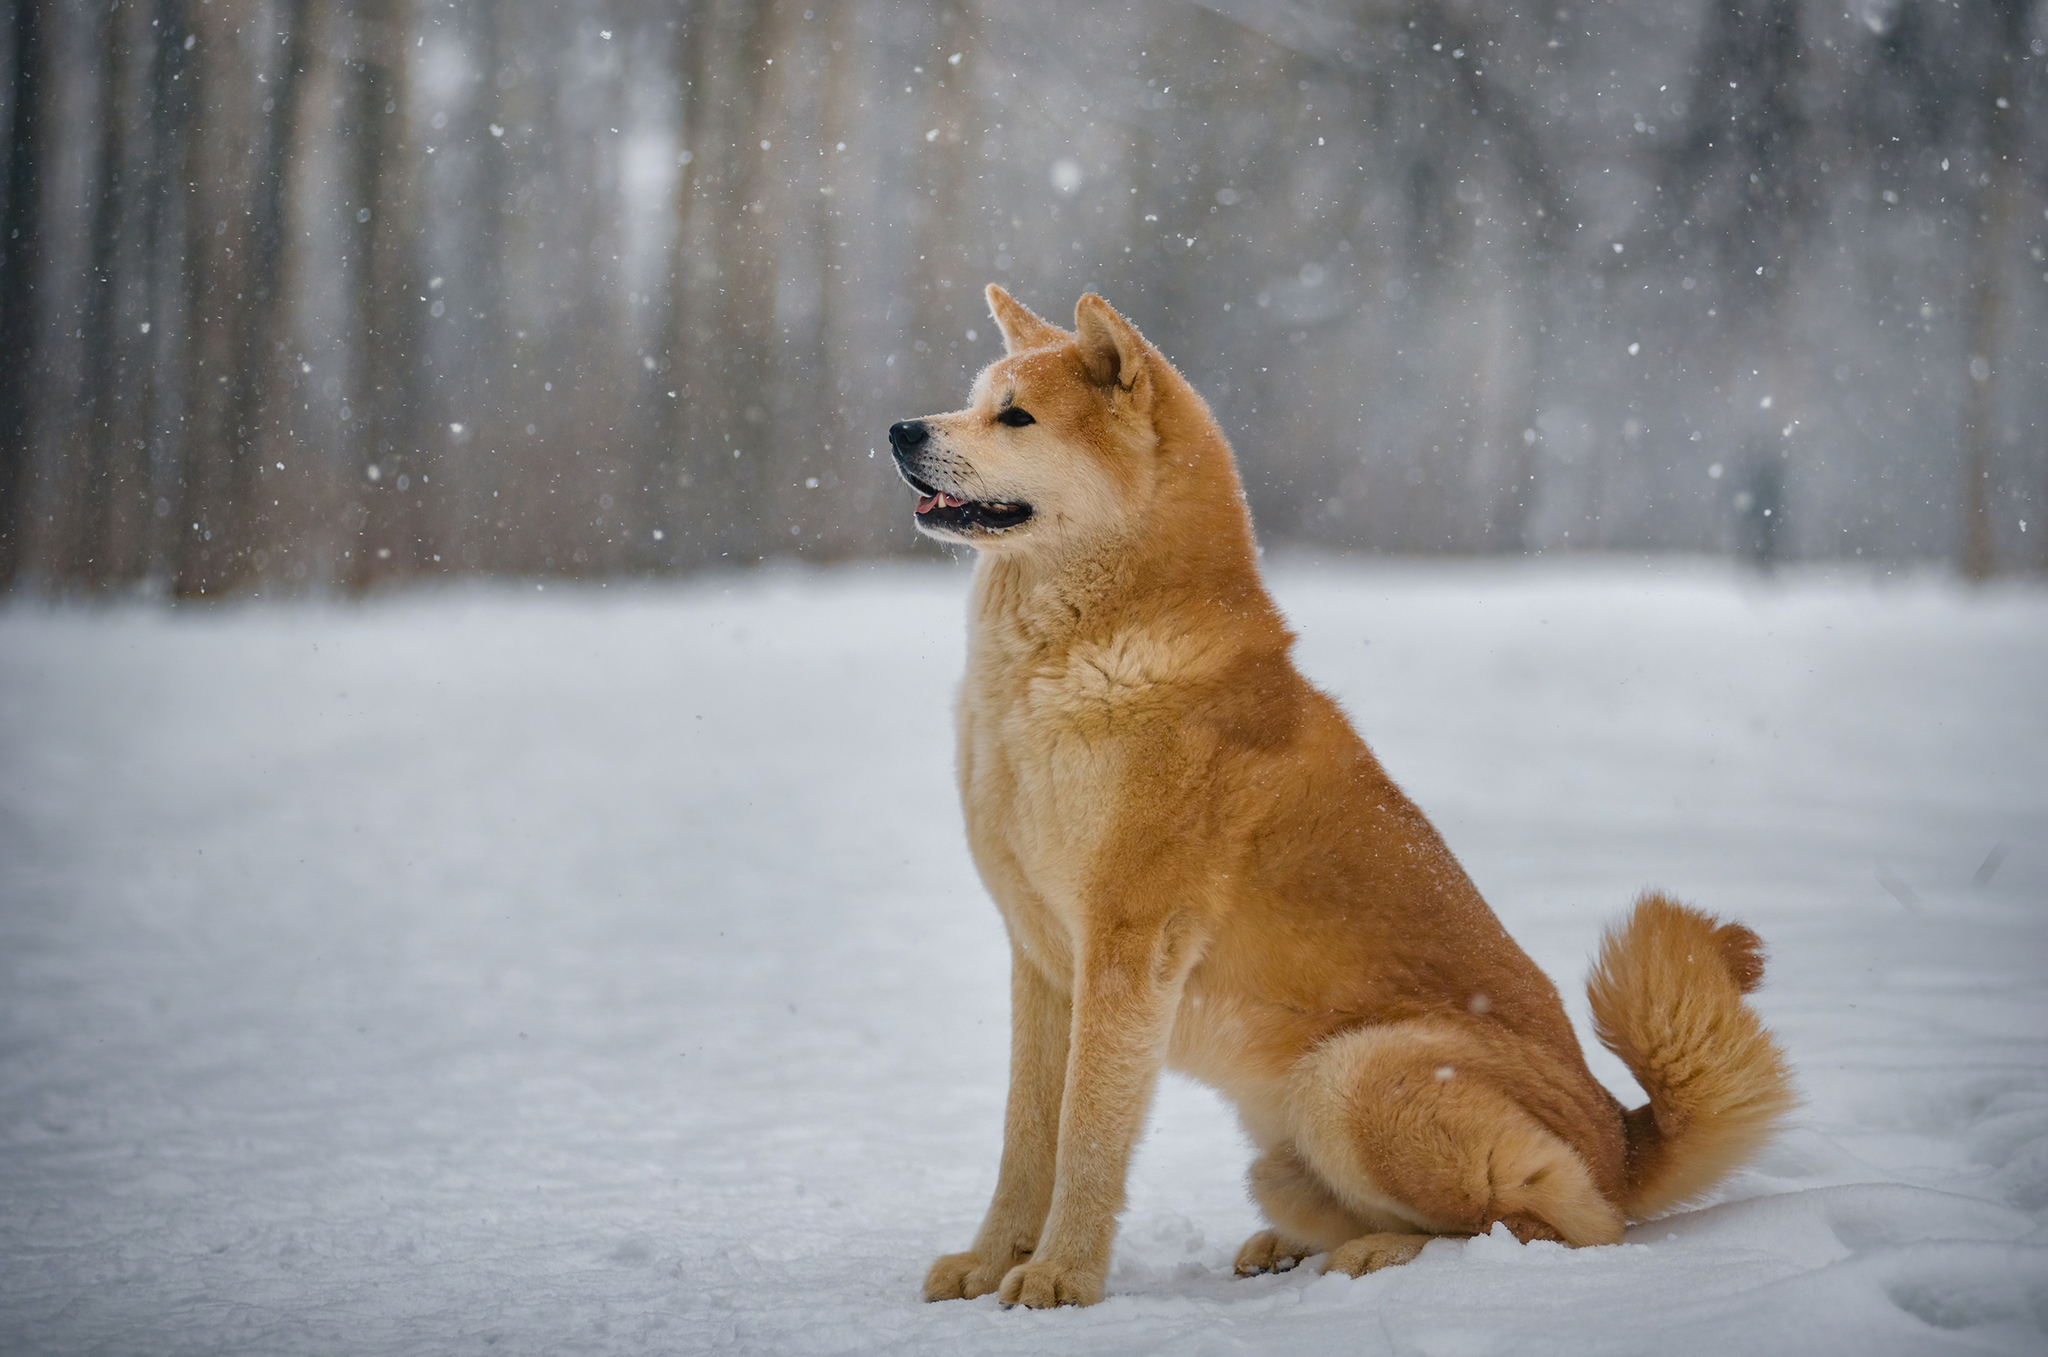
[888,420,929,453]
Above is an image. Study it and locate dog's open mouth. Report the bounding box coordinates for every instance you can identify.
[899,469,1034,532]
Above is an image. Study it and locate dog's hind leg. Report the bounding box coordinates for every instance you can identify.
[1323,1232,1436,1276]
[1286,1021,1624,1273]
[1234,1144,1407,1275]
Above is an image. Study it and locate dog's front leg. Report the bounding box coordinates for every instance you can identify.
[924,951,1071,1301]
[997,909,1203,1308]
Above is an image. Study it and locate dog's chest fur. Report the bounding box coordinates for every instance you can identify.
[952,561,1231,985]
[949,572,1332,1106]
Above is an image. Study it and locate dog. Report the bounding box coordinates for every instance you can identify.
[887,286,1796,1309]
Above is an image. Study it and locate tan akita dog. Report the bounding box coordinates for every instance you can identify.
[888,286,1796,1309]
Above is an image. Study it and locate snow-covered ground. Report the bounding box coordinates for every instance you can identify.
[2,557,2044,1356]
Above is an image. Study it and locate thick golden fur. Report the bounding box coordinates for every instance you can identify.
[897,287,1797,1309]
[1588,895,1798,1219]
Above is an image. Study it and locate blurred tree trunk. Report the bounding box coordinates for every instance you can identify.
[667,0,778,565]
[66,1,124,589]
[433,0,510,577]
[224,0,314,591]
[138,0,197,586]
[807,0,877,558]
[343,0,425,592]
[558,29,631,579]
[0,0,47,589]
[1959,0,2037,579]
[15,6,107,588]
[645,6,697,571]
[79,0,178,590]
[169,0,268,597]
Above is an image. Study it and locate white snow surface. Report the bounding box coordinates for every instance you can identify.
[3,557,2045,1356]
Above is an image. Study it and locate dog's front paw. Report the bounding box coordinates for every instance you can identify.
[923,1250,1017,1302]
[997,1259,1104,1308]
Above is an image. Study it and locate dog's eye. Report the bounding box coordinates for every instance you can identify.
[995,406,1036,428]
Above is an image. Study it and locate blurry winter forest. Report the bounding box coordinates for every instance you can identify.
[0,0,2044,597]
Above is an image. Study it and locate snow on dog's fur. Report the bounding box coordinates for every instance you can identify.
[888,287,1798,1309]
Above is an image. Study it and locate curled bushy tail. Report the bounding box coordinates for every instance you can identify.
[1587,892,1799,1221]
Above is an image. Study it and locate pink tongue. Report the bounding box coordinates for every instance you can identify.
[916,493,967,514]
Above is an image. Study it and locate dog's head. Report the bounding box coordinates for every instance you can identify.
[888,287,1169,557]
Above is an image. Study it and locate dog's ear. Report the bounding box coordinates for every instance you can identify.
[1074,294,1149,393]
[986,284,1065,354]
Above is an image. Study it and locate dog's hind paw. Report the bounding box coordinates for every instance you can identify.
[1233,1228,1314,1276]
[923,1251,1016,1302]
[1322,1232,1432,1277]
